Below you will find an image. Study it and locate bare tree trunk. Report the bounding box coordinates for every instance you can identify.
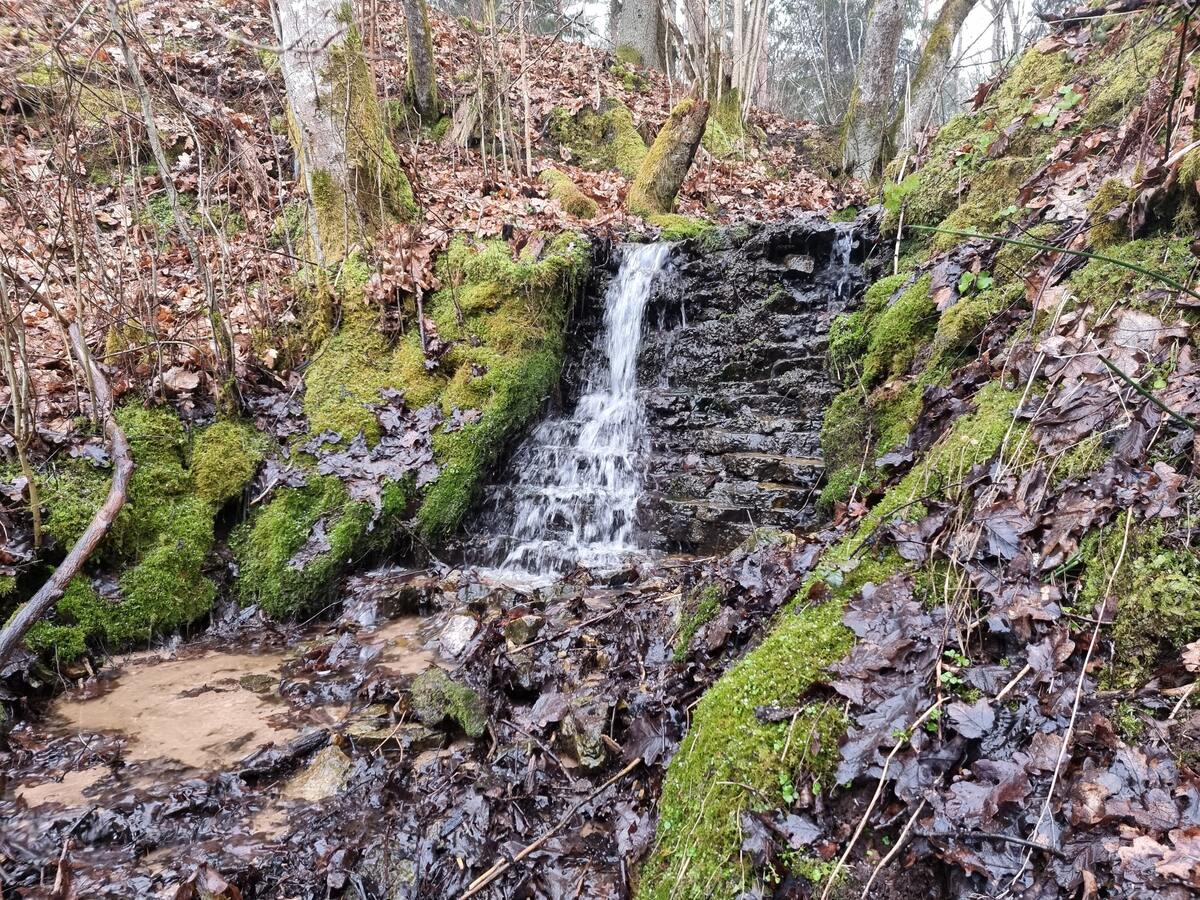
[0,277,133,667]
[610,0,667,69]
[274,0,417,264]
[840,0,904,180]
[402,0,440,120]
[627,96,710,215]
[893,0,979,149]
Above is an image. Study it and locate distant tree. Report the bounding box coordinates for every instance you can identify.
[840,0,904,178]
[892,0,979,149]
[609,0,668,69]
[274,0,417,263]
[403,0,441,120]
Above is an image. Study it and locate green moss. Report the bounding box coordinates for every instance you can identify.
[640,601,853,899]
[233,475,379,618]
[540,168,597,219]
[932,158,1034,250]
[238,234,589,609]
[614,45,644,66]
[24,406,255,660]
[309,23,417,259]
[548,99,647,176]
[702,89,748,159]
[1077,523,1200,689]
[411,667,488,737]
[1067,237,1196,325]
[1082,26,1172,128]
[673,582,724,662]
[930,281,1022,369]
[191,419,266,506]
[647,213,714,241]
[863,274,937,384]
[627,98,702,216]
[1087,178,1135,249]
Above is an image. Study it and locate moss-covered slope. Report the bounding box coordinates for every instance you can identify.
[639,8,1199,897]
[234,233,589,618]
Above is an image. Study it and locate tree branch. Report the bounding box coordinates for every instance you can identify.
[0,276,133,666]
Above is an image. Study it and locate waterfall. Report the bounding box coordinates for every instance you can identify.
[482,242,670,579]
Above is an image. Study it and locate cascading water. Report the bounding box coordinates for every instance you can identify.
[481,243,670,579]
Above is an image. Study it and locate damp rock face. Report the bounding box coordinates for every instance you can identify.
[636,213,878,552]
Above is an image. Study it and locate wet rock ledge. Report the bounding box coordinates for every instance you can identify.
[636,212,879,552]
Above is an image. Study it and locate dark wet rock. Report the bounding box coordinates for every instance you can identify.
[410,667,488,738]
[636,212,879,552]
[503,613,544,648]
[559,683,613,770]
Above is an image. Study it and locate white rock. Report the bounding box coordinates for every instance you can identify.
[439,614,478,657]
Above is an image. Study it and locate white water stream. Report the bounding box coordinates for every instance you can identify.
[485,243,670,579]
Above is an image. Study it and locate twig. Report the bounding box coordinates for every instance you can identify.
[458,757,642,898]
[909,225,1200,304]
[857,798,926,899]
[1098,355,1200,431]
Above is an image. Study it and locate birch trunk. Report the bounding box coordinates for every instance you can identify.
[275,0,417,264]
[840,0,903,180]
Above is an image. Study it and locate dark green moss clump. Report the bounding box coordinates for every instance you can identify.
[1078,524,1200,689]
[22,407,263,660]
[641,601,852,898]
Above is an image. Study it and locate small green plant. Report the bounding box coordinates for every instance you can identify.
[957,270,994,294]
[779,770,798,804]
[943,648,971,668]
[1036,85,1084,128]
[924,707,942,734]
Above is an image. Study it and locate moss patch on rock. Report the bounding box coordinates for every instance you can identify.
[540,168,597,219]
[411,667,488,737]
[21,407,261,660]
[548,99,647,176]
[235,234,589,617]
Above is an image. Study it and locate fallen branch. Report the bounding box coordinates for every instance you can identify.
[1098,355,1200,431]
[459,757,642,899]
[0,312,133,665]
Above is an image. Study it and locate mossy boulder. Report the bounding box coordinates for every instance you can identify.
[548,99,648,176]
[20,408,261,661]
[540,168,597,219]
[411,667,488,737]
[235,234,589,618]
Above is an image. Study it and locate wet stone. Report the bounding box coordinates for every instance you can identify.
[282,744,352,802]
[438,614,478,657]
[503,613,544,649]
[410,667,488,738]
[238,673,276,694]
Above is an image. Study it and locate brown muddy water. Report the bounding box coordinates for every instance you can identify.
[5,614,435,816]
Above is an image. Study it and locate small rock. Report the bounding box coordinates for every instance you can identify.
[283,745,352,801]
[558,686,612,770]
[503,613,544,649]
[344,720,446,753]
[410,667,488,738]
[438,614,478,657]
[238,673,277,694]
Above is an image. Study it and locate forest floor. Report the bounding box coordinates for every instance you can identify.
[5,0,1200,898]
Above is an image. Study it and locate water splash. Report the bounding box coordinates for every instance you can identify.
[483,243,670,578]
[832,227,854,302]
